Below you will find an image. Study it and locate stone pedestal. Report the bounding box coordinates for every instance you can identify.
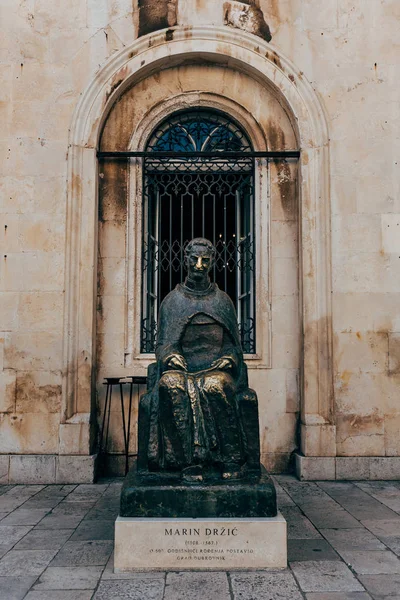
[114,514,287,571]
[120,465,277,519]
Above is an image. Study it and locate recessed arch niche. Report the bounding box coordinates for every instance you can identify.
[62,27,334,475]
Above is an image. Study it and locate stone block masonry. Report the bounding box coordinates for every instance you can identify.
[1,0,399,480]
[0,455,97,484]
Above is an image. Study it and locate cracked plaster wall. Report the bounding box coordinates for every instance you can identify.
[0,0,399,470]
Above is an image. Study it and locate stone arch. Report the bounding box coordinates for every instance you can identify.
[62,26,334,462]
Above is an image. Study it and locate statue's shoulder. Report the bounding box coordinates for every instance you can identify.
[160,284,234,313]
[214,284,237,310]
[165,285,182,299]
[159,285,182,310]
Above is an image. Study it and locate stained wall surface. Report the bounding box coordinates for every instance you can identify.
[97,64,299,473]
[0,0,399,481]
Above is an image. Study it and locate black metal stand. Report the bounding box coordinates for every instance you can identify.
[99,376,147,475]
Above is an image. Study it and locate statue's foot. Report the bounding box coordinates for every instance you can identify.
[221,462,242,480]
[182,465,203,483]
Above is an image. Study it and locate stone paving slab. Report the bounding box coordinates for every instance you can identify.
[1,477,400,598]
[164,572,229,600]
[290,560,365,593]
[280,506,322,539]
[0,508,50,526]
[83,505,119,521]
[302,507,363,529]
[70,520,115,541]
[362,519,400,537]
[25,592,93,600]
[51,502,95,516]
[230,571,304,599]
[355,484,400,514]
[32,566,104,591]
[0,525,33,545]
[343,502,400,522]
[275,479,335,507]
[288,538,340,562]
[0,496,27,513]
[305,594,372,599]
[320,528,387,552]
[50,540,113,567]
[101,554,166,581]
[0,549,57,577]
[0,544,13,560]
[0,576,37,600]
[339,550,400,575]
[379,536,400,556]
[21,497,64,510]
[359,574,400,599]
[35,513,85,530]
[14,528,73,551]
[93,579,165,600]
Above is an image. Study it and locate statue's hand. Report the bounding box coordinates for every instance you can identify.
[211,357,234,371]
[167,354,188,372]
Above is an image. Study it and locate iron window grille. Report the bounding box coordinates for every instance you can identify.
[141,109,256,354]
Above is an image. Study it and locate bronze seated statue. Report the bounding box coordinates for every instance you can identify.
[121,238,277,518]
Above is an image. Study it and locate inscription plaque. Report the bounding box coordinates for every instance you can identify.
[115,516,287,571]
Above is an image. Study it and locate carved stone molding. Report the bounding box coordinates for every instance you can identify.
[223,1,271,41]
[138,0,177,37]
[137,0,271,42]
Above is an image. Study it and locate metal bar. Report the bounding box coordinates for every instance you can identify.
[236,189,241,329]
[126,381,134,476]
[238,292,251,300]
[170,189,173,293]
[99,383,110,454]
[250,168,256,353]
[104,384,112,456]
[141,175,148,354]
[191,189,194,239]
[180,189,183,279]
[224,192,227,291]
[119,382,128,466]
[155,188,160,329]
[98,150,301,159]
[202,192,205,238]
[213,191,216,281]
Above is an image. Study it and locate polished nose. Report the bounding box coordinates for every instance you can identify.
[195,257,203,270]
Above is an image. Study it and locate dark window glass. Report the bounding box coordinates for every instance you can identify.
[142,110,255,353]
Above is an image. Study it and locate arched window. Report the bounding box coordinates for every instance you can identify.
[141,109,255,354]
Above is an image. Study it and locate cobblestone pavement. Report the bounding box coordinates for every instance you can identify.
[1,476,400,599]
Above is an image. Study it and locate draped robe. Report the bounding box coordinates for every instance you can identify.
[144,282,249,472]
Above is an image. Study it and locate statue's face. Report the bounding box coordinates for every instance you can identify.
[186,246,213,280]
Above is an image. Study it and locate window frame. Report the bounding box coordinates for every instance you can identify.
[140,108,257,355]
[124,94,271,370]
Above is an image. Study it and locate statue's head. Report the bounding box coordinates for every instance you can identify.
[184,238,216,281]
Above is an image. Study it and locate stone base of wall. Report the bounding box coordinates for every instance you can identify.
[296,453,400,481]
[6,452,398,483]
[0,454,98,485]
[98,453,293,478]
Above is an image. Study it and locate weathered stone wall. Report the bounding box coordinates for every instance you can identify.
[0,0,399,482]
[97,63,299,474]
[260,0,400,469]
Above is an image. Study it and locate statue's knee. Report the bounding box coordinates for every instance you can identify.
[159,372,185,394]
[240,388,257,405]
[203,372,234,396]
